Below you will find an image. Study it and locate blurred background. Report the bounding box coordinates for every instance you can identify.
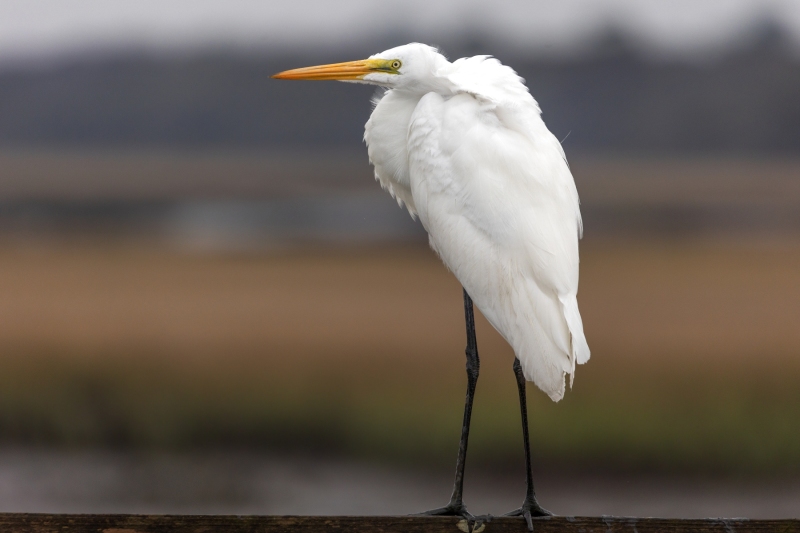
[0,0,799,519]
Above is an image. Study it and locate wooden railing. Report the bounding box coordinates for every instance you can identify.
[0,514,798,533]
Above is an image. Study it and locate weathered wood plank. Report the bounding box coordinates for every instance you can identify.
[0,514,797,533]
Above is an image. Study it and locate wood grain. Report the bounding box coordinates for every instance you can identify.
[0,514,798,533]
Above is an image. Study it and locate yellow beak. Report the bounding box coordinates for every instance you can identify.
[272,59,388,81]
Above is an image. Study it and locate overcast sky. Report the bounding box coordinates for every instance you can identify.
[1,0,799,65]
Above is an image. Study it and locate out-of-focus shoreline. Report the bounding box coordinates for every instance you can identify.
[0,153,797,472]
[0,241,797,474]
[1,152,800,248]
[0,449,798,517]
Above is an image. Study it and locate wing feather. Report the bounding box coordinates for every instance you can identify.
[407,89,589,401]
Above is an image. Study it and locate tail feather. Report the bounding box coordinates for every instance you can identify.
[559,294,590,387]
[503,280,590,402]
[560,295,590,365]
[505,278,573,402]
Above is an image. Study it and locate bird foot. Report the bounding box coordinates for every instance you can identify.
[504,497,553,531]
[416,502,491,532]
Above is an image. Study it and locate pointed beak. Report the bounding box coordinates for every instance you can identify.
[272,59,377,81]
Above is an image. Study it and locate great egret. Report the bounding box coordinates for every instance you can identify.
[274,43,590,530]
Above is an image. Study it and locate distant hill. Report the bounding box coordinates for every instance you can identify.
[1,30,798,153]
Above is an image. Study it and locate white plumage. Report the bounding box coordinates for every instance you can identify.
[363,44,589,401]
[277,42,590,402]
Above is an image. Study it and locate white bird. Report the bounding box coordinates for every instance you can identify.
[274,43,589,530]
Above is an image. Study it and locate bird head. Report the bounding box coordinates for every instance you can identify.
[272,43,449,93]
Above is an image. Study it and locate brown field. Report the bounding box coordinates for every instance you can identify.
[0,238,799,473]
[3,239,799,361]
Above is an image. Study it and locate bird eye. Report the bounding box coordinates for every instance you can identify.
[391,60,402,70]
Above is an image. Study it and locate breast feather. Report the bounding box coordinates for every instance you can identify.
[364,90,421,216]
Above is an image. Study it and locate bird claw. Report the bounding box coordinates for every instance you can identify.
[416,501,473,521]
[505,498,553,531]
[470,514,493,533]
[416,503,492,532]
[456,514,491,533]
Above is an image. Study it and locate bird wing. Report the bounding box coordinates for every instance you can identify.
[407,90,589,401]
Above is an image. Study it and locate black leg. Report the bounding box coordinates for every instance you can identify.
[505,357,552,530]
[419,288,480,524]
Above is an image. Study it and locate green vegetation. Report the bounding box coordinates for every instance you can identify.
[0,242,798,476]
[0,346,797,476]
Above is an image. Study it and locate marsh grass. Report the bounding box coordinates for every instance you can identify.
[0,240,798,475]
